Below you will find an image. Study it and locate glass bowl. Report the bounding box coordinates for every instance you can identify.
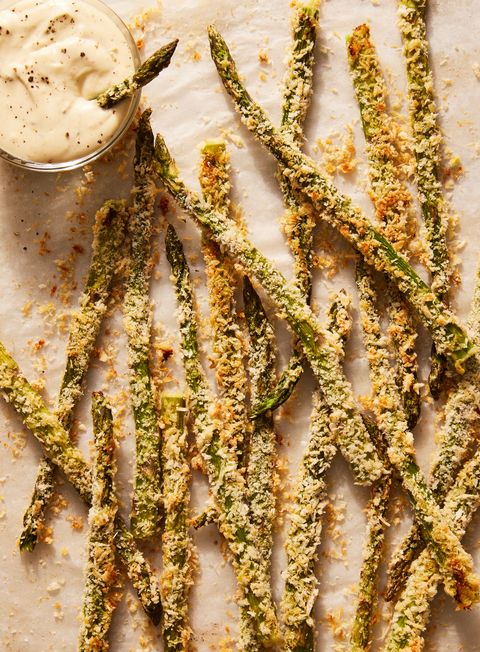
[0,0,141,172]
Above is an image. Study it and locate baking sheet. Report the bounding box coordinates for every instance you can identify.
[1,0,480,649]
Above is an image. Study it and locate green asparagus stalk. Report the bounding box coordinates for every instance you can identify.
[241,277,278,651]
[199,139,274,649]
[253,0,320,416]
[160,395,193,652]
[154,135,384,487]
[282,393,335,652]
[354,259,479,608]
[79,392,119,652]
[352,261,395,652]
[351,465,391,652]
[384,447,480,652]
[281,292,351,652]
[124,108,162,539]
[19,199,128,552]
[19,458,55,552]
[199,141,250,464]
[345,26,417,646]
[385,265,480,601]
[165,224,281,647]
[207,25,475,369]
[0,340,162,623]
[96,40,179,109]
[398,0,451,397]
[346,23,420,429]
[243,277,277,563]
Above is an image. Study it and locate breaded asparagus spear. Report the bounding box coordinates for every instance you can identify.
[398,0,451,397]
[241,277,278,651]
[199,141,250,464]
[96,40,179,109]
[165,224,281,647]
[154,135,384,487]
[355,259,478,608]
[20,199,128,552]
[0,340,162,624]
[346,23,420,429]
[79,392,119,652]
[253,0,320,416]
[124,109,161,539]
[207,25,475,370]
[385,447,480,652]
[160,395,193,652]
[352,261,394,652]
[351,458,391,652]
[281,292,351,652]
[243,277,277,564]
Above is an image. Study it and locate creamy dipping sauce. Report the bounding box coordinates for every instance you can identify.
[0,0,136,163]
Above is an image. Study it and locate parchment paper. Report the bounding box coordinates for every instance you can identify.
[1,0,480,649]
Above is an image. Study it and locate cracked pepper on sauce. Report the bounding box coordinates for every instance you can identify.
[0,0,136,163]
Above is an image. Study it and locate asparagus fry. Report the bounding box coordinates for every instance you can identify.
[160,395,193,652]
[241,277,278,651]
[124,108,162,539]
[280,0,320,143]
[154,136,384,487]
[398,0,451,397]
[352,262,395,651]
[20,199,128,552]
[253,0,320,416]
[355,260,479,607]
[199,141,250,464]
[199,140,272,648]
[0,340,162,623]
[282,394,334,652]
[351,465,391,652]
[281,292,350,652]
[346,26,417,646]
[207,25,475,369]
[385,447,480,652]
[96,40,179,109]
[79,393,119,652]
[165,224,281,647]
[19,457,55,552]
[243,277,277,562]
[346,23,420,429]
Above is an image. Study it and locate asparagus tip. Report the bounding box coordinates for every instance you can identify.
[18,534,36,552]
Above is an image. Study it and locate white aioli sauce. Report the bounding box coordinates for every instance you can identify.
[0,0,136,163]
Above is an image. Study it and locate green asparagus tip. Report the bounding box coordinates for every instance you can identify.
[346,23,371,58]
[402,0,427,12]
[299,0,321,15]
[136,108,154,155]
[139,39,179,78]
[154,134,178,181]
[207,25,228,65]
[18,533,36,552]
[96,38,179,109]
